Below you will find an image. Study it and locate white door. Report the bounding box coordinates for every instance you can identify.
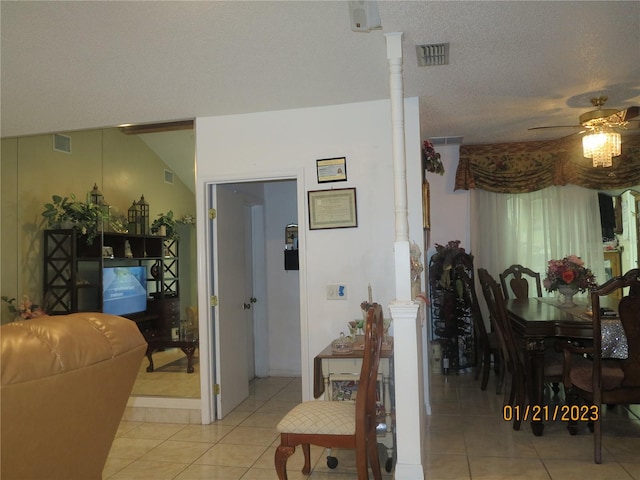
[214,185,250,417]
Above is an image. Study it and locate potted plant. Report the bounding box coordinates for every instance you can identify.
[42,194,107,245]
[151,210,178,240]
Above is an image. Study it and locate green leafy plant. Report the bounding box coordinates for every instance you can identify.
[151,210,178,240]
[41,194,72,226]
[42,194,107,245]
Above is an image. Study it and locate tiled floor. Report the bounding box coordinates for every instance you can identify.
[106,370,640,479]
[131,347,200,398]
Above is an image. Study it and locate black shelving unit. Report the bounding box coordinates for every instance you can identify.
[43,229,179,335]
[428,242,475,374]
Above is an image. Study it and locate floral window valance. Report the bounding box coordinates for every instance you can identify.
[454,134,640,193]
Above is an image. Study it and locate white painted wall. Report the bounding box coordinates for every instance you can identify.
[196,98,424,400]
[427,144,470,251]
[264,180,301,376]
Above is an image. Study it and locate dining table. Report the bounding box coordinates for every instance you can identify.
[506,295,626,436]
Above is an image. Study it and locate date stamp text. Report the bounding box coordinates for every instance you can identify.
[503,405,599,422]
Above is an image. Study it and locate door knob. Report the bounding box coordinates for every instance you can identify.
[243,303,251,310]
[250,297,257,303]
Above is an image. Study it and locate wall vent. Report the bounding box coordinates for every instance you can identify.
[164,169,174,184]
[53,133,71,153]
[430,136,464,146]
[416,43,449,66]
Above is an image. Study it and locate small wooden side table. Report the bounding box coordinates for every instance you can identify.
[143,330,199,373]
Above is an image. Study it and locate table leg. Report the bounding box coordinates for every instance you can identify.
[181,345,197,373]
[525,338,546,436]
[145,346,156,372]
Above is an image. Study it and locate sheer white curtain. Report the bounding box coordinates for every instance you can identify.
[470,185,606,297]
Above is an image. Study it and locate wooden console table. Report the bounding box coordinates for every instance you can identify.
[313,339,395,472]
[144,330,199,374]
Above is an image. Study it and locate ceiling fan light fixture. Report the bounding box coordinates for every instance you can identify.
[582,127,621,168]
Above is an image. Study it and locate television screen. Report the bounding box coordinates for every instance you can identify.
[103,266,147,316]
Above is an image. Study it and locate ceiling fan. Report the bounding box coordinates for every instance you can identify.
[529,96,640,167]
[529,96,639,134]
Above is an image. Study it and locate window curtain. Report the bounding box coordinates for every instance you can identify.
[470,185,606,297]
[456,134,640,193]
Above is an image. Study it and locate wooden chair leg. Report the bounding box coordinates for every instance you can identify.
[480,349,491,390]
[275,444,295,480]
[301,443,311,475]
[367,429,382,480]
[566,388,579,436]
[495,357,505,395]
[594,417,602,464]
[513,374,526,431]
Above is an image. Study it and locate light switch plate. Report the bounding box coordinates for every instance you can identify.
[327,284,348,300]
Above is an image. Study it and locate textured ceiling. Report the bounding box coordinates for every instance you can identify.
[2,1,639,147]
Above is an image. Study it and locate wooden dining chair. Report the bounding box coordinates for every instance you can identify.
[457,266,503,393]
[478,268,527,429]
[562,268,640,464]
[274,304,384,480]
[499,264,543,300]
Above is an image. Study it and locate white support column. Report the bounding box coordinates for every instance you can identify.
[386,32,411,304]
[389,303,426,480]
[385,32,426,479]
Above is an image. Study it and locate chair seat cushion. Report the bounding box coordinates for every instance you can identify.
[277,401,356,435]
[569,359,625,392]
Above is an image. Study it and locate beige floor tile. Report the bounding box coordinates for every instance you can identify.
[105,373,640,480]
[194,443,268,467]
[619,462,640,479]
[108,437,165,459]
[216,409,252,426]
[425,429,467,455]
[140,439,214,464]
[468,456,551,480]
[169,423,235,443]
[423,453,471,480]
[173,463,247,480]
[108,459,189,480]
[241,412,290,428]
[218,425,279,446]
[122,422,187,440]
[102,457,135,479]
[543,458,634,479]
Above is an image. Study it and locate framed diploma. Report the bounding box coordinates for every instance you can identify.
[308,188,358,230]
[316,157,347,183]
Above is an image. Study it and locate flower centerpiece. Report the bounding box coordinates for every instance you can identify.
[2,295,47,320]
[543,255,597,307]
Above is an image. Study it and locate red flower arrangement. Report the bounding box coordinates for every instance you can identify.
[2,295,48,320]
[422,140,445,175]
[543,255,597,293]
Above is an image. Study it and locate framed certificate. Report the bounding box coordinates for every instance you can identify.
[316,157,347,183]
[308,188,358,230]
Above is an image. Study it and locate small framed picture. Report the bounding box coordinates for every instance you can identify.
[308,188,358,230]
[316,157,347,183]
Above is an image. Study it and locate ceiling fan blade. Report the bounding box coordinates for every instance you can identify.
[528,125,583,131]
[620,106,639,122]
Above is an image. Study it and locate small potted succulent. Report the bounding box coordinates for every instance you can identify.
[151,210,178,240]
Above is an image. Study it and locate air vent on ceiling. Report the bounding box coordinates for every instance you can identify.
[416,43,449,66]
[430,136,463,146]
[164,169,174,184]
[53,133,71,153]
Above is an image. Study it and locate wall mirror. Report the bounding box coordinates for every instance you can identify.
[0,122,199,399]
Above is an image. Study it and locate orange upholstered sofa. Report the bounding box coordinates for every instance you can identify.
[1,313,147,480]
